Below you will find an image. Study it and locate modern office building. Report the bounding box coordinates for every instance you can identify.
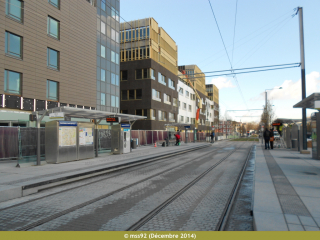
[206,84,219,129]
[0,0,120,126]
[120,17,179,130]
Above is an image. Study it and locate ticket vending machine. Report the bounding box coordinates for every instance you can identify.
[311,112,320,160]
[111,123,131,154]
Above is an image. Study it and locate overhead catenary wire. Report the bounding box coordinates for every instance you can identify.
[231,0,239,64]
[207,0,248,109]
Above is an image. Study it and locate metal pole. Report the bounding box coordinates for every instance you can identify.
[299,7,307,150]
[36,113,40,166]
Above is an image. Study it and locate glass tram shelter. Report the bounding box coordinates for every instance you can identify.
[293,92,320,159]
[30,107,146,165]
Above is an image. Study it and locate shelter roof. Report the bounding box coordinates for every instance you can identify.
[273,118,302,124]
[293,93,320,109]
[32,107,146,122]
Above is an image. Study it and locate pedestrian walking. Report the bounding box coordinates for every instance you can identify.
[174,133,181,146]
[263,128,271,150]
[210,131,215,143]
[270,128,274,150]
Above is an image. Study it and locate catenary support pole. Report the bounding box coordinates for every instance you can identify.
[299,7,307,150]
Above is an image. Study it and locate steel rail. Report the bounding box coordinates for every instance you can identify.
[13,143,233,231]
[126,142,250,231]
[217,143,255,231]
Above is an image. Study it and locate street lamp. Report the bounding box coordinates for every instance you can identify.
[265,87,282,128]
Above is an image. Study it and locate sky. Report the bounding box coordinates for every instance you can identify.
[120,0,320,123]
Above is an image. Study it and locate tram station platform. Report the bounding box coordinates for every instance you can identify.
[253,144,320,231]
[0,142,211,204]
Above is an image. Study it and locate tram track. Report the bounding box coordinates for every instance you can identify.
[0,140,255,231]
[1,142,231,231]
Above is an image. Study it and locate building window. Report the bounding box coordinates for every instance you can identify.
[47,80,58,101]
[180,116,184,123]
[111,51,115,63]
[191,118,195,124]
[150,109,156,120]
[186,117,189,123]
[158,72,166,85]
[151,69,155,80]
[101,93,106,105]
[173,98,178,107]
[189,105,192,112]
[179,87,183,95]
[121,110,128,114]
[101,45,106,58]
[48,0,59,9]
[185,91,190,98]
[158,111,166,121]
[135,68,151,80]
[116,53,119,64]
[47,48,59,70]
[4,70,21,95]
[47,16,60,39]
[101,0,106,11]
[111,95,115,107]
[101,69,105,81]
[152,89,161,101]
[6,0,23,22]
[164,93,171,104]
[168,78,175,89]
[111,73,119,86]
[5,32,22,59]
[101,21,106,34]
[121,70,128,81]
[136,109,148,117]
[121,89,142,100]
[111,28,115,41]
[183,103,186,110]
[169,113,175,122]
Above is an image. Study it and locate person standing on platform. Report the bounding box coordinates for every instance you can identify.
[210,131,215,143]
[174,133,180,146]
[263,128,271,149]
[270,128,274,149]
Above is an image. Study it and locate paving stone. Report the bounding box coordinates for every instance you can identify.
[304,226,320,231]
[285,214,300,225]
[288,224,304,231]
[299,216,317,227]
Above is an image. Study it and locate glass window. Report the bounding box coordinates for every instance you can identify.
[111,73,115,85]
[6,0,23,22]
[136,109,142,116]
[136,69,142,79]
[101,0,106,11]
[5,32,22,58]
[116,96,119,108]
[116,32,119,43]
[111,95,116,107]
[101,69,105,81]
[101,45,106,58]
[4,70,21,95]
[111,51,115,63]
[152,89,161,101]
[186,91,189,98]
[115,75,119,86]
[183,103,186,110]
[115,53,119,64]
[129,90,135,100]
[49,0,59,9]
[47,48,59,70]
[136,89,142,99]
[121,70,128,81]
[168,78,175,89]
[101,93,106,105]
[150,69,155,80]
[111,28,115,41]
[121,90,128,100]
[47,80,58,101]
[47,16,60,39]
[179,87,183,95]
[116,10,119,22]
[111,7,116,19]
[101,21,106,34]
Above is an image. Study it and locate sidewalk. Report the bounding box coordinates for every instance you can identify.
[0,142,211,203]
[253,144,320,231]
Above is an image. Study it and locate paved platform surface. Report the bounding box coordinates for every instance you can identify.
[0,142,211,203]
[253,143,320,231]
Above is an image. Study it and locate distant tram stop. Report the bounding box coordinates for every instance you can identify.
[30,107,146,165]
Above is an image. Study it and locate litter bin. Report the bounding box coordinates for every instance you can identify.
[291,139,298,149]
[131,138,138,149]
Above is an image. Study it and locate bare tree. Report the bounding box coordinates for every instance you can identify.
[260,100,275,129]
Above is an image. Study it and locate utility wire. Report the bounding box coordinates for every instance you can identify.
[231,0,239,64]
[207,0,248,109]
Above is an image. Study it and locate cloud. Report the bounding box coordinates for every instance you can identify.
[252,71,320,101]
[207,76,235,89]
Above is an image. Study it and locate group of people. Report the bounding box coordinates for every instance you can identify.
[263,128,275,150]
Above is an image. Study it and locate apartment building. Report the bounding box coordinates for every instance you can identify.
[219,120,232,135]
[206,84,219,128]
[119,18,179,130]
[0,0,120,126]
